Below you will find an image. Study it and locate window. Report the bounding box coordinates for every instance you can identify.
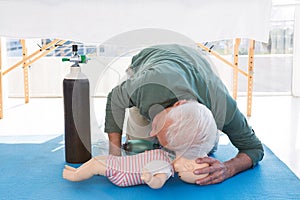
[203,4,295,94]
[42,39,97,57]
[6,39,22,57]
[6,39,98,57]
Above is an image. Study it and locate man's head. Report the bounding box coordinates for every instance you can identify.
[150,100,218,158]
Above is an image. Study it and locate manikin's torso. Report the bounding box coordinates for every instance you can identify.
[105,149,173,187]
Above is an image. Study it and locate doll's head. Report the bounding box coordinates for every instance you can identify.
[173,156,209,184]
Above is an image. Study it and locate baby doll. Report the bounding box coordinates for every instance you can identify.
[63,149,209,189]
[63,149,173,189]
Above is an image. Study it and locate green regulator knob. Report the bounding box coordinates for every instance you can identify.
[80,55,87,63]
[61,45,88,64]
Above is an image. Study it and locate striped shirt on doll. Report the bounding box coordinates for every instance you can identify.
[106,149,173,187]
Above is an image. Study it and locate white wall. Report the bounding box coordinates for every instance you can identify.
[6,56,132,98]
[5,52,296,99]
[7,57,69,97]
[7,54,294,98]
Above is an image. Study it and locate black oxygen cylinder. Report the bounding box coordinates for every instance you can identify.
[63,63,92,163]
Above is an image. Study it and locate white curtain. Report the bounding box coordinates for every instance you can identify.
[0,0,271,43]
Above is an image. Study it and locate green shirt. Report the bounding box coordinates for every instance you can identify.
[105,44,263,166]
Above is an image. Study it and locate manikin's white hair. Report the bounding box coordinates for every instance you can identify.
[165,101,218,159]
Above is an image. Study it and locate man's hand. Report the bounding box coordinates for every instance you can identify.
[193,153,253,185]
[193,157,229,185]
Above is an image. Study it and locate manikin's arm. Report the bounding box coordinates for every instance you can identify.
[141,170,168,189]
[63,156,107,182]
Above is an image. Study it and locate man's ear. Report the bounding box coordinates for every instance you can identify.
[173,100,188,107]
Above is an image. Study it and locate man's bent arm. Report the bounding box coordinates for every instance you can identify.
[195,153,252,185]
[224,153,253,178]
[108,132,122,156]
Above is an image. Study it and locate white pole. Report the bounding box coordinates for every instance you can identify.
[292,4,300,96]
[0,37,8,118]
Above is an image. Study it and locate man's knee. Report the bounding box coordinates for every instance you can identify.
[126,107,154,141]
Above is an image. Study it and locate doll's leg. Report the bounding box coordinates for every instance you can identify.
[63,156,107,182]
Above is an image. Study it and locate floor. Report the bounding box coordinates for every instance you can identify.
[0,96,299,178]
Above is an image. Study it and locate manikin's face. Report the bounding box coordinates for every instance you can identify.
[173,157,209,184]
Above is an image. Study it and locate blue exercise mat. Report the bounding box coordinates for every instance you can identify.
[0,135,299,200]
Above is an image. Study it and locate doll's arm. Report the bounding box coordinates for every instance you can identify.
[141,160,172,189]
[141,170,168,189]
[63,156,107,182]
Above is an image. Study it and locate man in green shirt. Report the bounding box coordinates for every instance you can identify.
[105,44,264,185]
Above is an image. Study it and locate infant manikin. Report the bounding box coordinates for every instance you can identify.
[63,149,172,189]
[63,149,209,189]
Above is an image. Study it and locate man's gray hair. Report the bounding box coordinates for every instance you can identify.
[165,101,218,159]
